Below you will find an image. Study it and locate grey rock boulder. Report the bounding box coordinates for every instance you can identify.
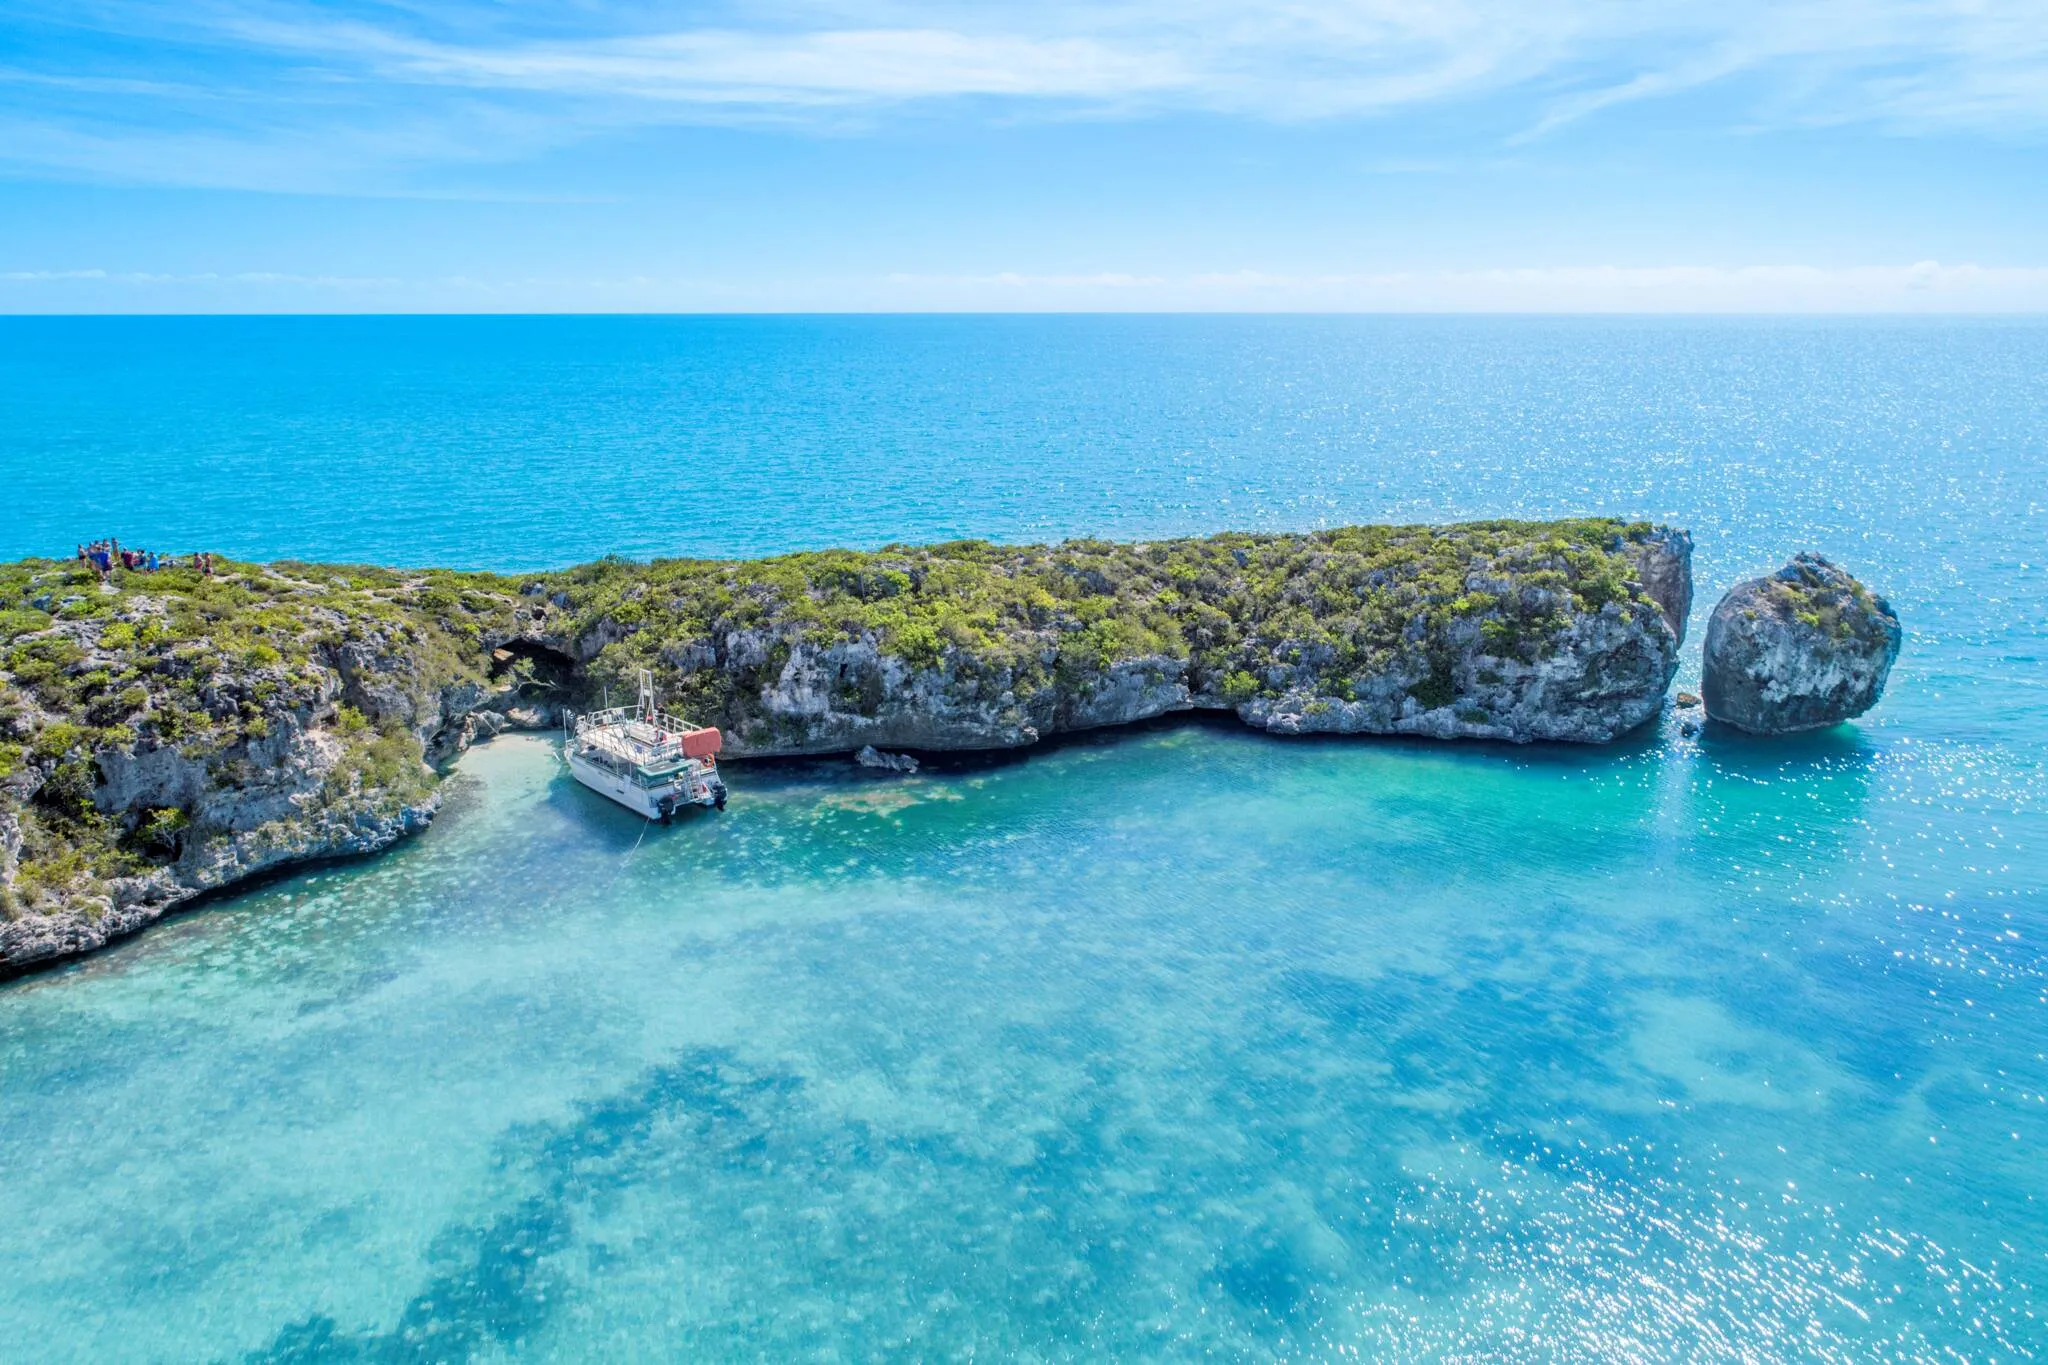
[1702,554,1901,735]
[855,745,920,774]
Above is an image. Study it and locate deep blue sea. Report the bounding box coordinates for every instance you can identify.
[2,316,2045,1360]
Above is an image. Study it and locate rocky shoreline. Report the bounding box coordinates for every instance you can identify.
[2,518,1691,970]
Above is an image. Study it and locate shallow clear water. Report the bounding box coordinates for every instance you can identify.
[2,317,2046,1359]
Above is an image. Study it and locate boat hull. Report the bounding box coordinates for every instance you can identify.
[566,748,724,819]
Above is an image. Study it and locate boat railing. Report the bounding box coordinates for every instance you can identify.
[573,705,716,769]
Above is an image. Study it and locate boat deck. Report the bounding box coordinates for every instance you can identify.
[575,706,715,773]
[564,670,727,817]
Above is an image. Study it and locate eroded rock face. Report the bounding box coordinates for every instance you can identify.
[0,811,21,910]
[1702,554,1901,735]
[621,526,1692,757]
[1233,599,1677,744]
[667,590,1683,755]
[0,797,440,969]
[1631,527,1695,645]
[2,520,1693,971]
[723,640,1200,756]
[1,611,548,973]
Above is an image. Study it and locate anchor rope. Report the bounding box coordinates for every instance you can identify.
[597,806,655,900]
[562,718,658,898]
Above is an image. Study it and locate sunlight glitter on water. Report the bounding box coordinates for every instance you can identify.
[2,728,2042,1361]
[3,316,2045,1359]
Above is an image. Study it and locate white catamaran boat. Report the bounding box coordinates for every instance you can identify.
[565,671,727,820]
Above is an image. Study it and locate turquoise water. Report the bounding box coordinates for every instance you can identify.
[2,317,2046,1359]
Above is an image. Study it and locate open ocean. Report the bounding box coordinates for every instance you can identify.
[2,315,2045,1360]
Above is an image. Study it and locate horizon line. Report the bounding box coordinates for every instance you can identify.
[4,309,2048,319]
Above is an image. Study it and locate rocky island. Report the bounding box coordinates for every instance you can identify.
[1,518,1690,969]
[1702,552,1902,735]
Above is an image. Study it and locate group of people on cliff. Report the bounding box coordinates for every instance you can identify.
[78,539,214,579]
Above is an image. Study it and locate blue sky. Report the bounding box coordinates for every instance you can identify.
[2,1,2046,311]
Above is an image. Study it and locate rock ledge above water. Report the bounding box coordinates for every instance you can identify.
[855,745,920,774]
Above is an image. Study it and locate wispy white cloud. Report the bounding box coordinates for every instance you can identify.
[9,1,2048,149]
[1508,1,2048,139]
[230,19,1193,107]
[192,1,1608,121]
[242,1,2048,128]
[0,0,2042,201]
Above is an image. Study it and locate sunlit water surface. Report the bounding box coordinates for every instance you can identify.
[1,317,2044,1360]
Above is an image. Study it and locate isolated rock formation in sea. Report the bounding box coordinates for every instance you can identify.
[1,518,1688,968]
[1702,553,1901,735]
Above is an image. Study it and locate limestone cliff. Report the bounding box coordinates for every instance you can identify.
[0,561,530,969]
[1,518,1688,969]
[528,519,1690,752]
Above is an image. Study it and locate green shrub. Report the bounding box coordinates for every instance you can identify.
[36,759,100,825]
[56,595,113,621]
[891,621,944,670]
[6,635,85,692]
[31,721,85,760]
[16,847,91,904]
[1410,659,1457,711]
[0,608,53,641]
[137,806,189,855]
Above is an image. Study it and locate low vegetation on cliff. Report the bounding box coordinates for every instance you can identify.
[1,517,1685,966]
[0,558,515,927]
[553,517,1665,715]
